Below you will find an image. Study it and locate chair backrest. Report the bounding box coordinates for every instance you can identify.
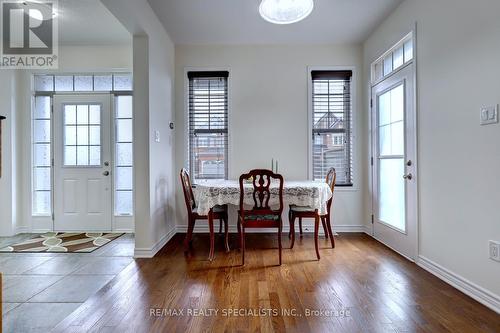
[239,169,284,217]
[325,167,337,212]
[180,168,196,215]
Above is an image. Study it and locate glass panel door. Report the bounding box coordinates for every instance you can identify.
[371,63,417,261]
[377,84,406,231]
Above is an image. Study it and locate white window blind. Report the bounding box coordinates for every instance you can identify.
[311,70,353,186]
[188,71,229,180]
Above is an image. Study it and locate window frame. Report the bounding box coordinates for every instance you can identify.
[307,66,357,190]
[184,68,231,182]
[30,73,134,219]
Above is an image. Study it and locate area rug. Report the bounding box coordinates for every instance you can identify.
[0,232,124,253]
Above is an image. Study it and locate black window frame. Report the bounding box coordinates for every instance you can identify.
[187,71,229,181]
[311,70,353,186]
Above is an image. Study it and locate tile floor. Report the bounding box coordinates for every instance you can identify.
[0,233,134,333]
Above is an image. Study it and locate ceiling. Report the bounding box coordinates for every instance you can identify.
[57,0,131,45]
[147,0,403,45]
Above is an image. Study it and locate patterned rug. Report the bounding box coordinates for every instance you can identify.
[0,232,124,253]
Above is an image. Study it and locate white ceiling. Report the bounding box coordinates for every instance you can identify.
[147,0,403,45]
[58,0,131,45]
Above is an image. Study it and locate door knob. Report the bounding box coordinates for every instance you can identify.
[403,173,413,180]
[103,171,110,176]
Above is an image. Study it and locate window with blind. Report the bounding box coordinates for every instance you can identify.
[311,70,353,186]
[188,71,229,180]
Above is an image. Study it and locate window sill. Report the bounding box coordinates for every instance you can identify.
[334,187,360,193]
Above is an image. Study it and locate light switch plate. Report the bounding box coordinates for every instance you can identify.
[489,240,500,262]
[480,105,498,125]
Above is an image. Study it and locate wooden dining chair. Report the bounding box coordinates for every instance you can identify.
[180,168,229,261]
[238,169,284,266]
[288,168,336,259]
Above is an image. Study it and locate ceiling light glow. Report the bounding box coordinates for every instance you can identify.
[259,0,314,25]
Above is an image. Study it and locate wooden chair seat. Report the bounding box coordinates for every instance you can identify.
[192,204,226,216]
[242,213,280,221]
[289,205,317,213]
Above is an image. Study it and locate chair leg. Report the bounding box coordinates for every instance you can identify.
[237,219,241,249]
[314,213,320,260]
[290,214,296,249]
[325,214,335,249]
[299,217,303,237]
[219,219,223,234]
[184,218,195,252]
[321,217,328,239]
[241,225,246,266]
[224,215,230,252]
[278,221,283,266]
[288,210,292,239]
[208,210,215,261]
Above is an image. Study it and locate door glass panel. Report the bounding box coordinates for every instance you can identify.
[391,121,405,155]
[378,84,405,156]
[115,167,133,190]
[113,74,133,91]
[64,146,76,166]
[383,55,393,76]
[391,84,404,122]
[378,82,406,232]
[74,76,93,91]
[379,125,391,156]
[34,120,51,143]
[379,158,405,231]
[115,96,134,216]
[64,104,102,166]
[94,75,113,91]
[393,46,404,69]
[116,119,132,142]
[404,40,413,62]
[34,75,54,91]
[55,76,73,91]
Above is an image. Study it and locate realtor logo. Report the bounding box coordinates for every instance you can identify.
[1,0,58,69]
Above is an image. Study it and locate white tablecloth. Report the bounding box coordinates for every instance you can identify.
[193,180,332,216]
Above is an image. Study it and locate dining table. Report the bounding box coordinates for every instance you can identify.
[190,179,333,260]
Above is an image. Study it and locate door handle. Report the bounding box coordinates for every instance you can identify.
[103,171,110,176]
[403,173,413,180]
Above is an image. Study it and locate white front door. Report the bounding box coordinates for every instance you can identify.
[54,94,112,231]
[371,64,418,260]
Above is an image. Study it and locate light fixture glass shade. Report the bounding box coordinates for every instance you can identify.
[259,0,314,25]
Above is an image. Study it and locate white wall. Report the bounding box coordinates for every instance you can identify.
[57,45,132,72]
[102,0,176,257]
[363,0,500,303]
[0,71,18,235]
[174,44,367,232]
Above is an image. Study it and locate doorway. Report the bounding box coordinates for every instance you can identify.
[371,62,418,261]
[53,94,112,231]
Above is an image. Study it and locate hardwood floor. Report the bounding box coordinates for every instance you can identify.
[52,233,500,333]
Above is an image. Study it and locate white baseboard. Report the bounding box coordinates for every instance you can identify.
[31,228,52,234]
[134,227,176,258]
[113,228,134,233]
[416,255,500,314]
[14,226,30,234]
[176,223,366,234]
